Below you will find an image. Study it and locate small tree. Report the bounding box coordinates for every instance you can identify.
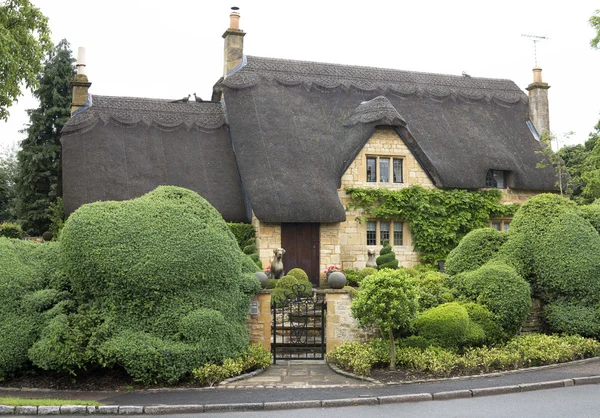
[536,131,571,197]
[351,269,418,370]
[376,240,399,269]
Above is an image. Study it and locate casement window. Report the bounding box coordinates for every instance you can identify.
[367,220,405,246]
[490,218,511,232]
[486,170,507,189]
[367,156,404,184]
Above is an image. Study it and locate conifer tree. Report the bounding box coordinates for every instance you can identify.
[15,39,75,235]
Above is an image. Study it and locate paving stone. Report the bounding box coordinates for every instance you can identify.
[471,385,521,397]
[144,405,204,414]
[0,406,16,415]
[264,400,322,410]
[60,405,87,414]
[519,380,566,392]
[204,403,263,412]
[97,406,119,415]
[15,406,37,415]
[378,393,433,404]
[573,376,600,385]
[118,406,144,415]
[322,397,378,407]
[38,406,60,415]
[433,390,473,400]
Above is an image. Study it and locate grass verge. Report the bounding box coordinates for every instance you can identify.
[0,398,101,407]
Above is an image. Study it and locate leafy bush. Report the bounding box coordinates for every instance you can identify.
[579,203,600,234]
[376,242,399,269]
[265,278,277,289]
[413,302,484,350]
[271,275,312,307]
[543,302,600,338]
[352,269,418,369]
[451,262,531,337]
[359,267,377,281]
[411,271,454,311]
[0,239,59,380]
[343,267,361,286]
[0,222,24,239]
[445,228,508,275]
[462,302,504,345]
[227,223,255,249]
[192,344,271,386]
[287,268,308,282]
[36,186,260,383]
[327,341,378,376]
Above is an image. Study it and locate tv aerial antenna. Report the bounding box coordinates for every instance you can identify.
[521,34,548,66]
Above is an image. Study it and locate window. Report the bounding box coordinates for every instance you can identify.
[393,222,403,245]
[486,170,507,189]
[380,221,390,245]
[366,156,404,184]
[490,218,511,232]
[367,221,377,245]
[367,157,377,182]
[366,220,406,246]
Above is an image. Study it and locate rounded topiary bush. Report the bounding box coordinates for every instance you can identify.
[462,302,504,345]
[451,261,531,337]
[414,302,484,350]
[43,186,260,383]
[445,228,508,276]
[287,268,309,282]
[579,203,600,234]
[359,267,377,281]
[376,242,399,270]
[412,271,454,311]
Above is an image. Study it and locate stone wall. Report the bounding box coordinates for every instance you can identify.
[252,214,281,271]
[521,298,544,334]
[246,291,272,351]
[338,126,435,269]
[499,189,541,204]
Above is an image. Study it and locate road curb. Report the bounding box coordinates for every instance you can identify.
[2,374,599,414]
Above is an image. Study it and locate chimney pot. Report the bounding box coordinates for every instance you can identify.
[77,47,87,75]
[229,10,240,29]
[533,67,542,83]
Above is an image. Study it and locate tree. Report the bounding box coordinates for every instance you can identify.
[15,39,75,235]
[536,131,571,197]
[0,144,18,221]
[0,0,52,120]
[351,269,418,370]
[591,9,600,49]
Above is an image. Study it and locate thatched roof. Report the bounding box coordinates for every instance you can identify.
[61,95,249,222]
[221,56,556,223]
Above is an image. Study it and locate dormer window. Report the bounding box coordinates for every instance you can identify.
[486,170,507,189]
[367,156,404,184]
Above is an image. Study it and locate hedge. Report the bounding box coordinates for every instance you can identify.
[543,302,600,338]
[38,186,260,383]
[444,228,508,276]
[579,203,600,234]
[451,261,531,337]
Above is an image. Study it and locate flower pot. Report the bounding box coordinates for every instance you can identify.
[327,271,346,289]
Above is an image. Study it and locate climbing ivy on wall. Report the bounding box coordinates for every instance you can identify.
[346,186,518,265]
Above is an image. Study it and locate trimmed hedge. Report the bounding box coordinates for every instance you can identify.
[445,228,508,276]
[0,222,24,239]
[37,186,260,383]
[543,302,600,338]
[410,271,454,311]
[413,302,484,350]
[451,261,531,337]
[579,203,600,234]
[227,223,255,249]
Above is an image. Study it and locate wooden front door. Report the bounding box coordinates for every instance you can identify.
[281,223,320,288]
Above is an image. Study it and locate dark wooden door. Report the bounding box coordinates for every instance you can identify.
[281,223,320,288]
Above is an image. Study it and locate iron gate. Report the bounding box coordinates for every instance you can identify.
[271,284,326,363]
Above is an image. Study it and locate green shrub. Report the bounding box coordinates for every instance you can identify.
[243,243,257,255]
[397,335,434,350]
[227,223,255,249]
[376,242,399,269]
[462,302,505,345]
[359,267,377,281]
[413,302,481,350]
[445,228,508,275]
[40,186,260,383]
[411,271,454,311]
[265,279,277,289]
[352,269,418,369]
[327,342,378,376]
[0,239,59,380]
[274,275,298,289]
[0,222,24,239]
[451,262,531,337]
[342,267,360,286]
[287,268,308,282]
[543,302,600,338]
[579,203,600,234]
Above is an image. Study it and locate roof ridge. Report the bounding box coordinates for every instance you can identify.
[245,55,519,89]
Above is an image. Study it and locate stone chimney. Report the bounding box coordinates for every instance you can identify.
[70,47,92,115]
[526,67,550,136]
[223,7,245,78]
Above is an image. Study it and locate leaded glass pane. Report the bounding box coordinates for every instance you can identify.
[367,221,376,245]
[393,222,403,245]
[393,159,403,183]
[491,220,501,231]
[493,170,505,188]
[380,158,390,183]
[504,221,511,232]
[367,157,376,182]
[380,221,390,245]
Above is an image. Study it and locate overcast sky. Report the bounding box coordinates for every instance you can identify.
[1,1,599,151]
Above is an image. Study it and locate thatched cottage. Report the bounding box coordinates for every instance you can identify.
[62,10,556,286]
